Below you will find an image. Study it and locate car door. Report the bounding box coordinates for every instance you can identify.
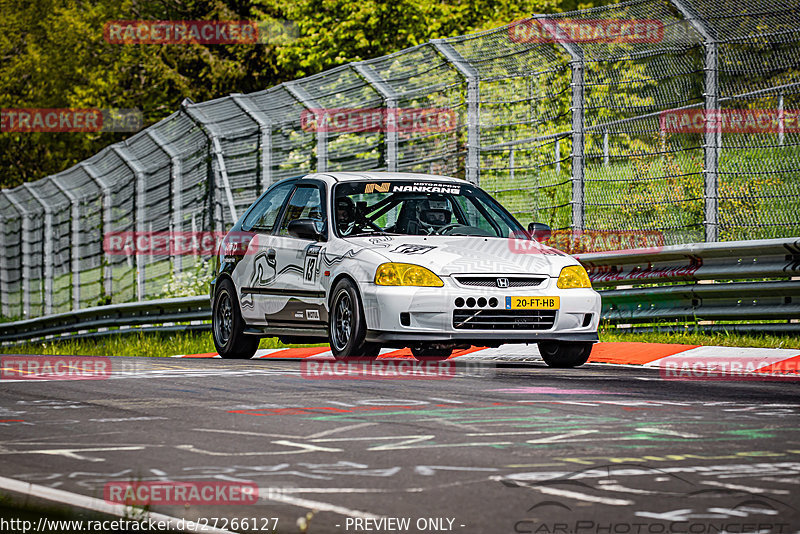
[234,181,295,324]
[269,181,328,327]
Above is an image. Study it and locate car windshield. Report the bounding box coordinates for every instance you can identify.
[333,180,525,238]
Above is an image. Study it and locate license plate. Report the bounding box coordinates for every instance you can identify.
[505,296,560,310]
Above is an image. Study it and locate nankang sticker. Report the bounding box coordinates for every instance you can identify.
[391,183,461,195]
[391,244,437,255]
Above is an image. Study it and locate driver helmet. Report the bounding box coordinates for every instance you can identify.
[336,196,356,234]
[417,198,452,229]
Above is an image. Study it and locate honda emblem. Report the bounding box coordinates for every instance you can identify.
[496,278,509,288]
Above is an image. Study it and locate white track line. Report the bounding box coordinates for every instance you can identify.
[261,490,385,519]
[642,346,800,368]
[0,475,237,534]
[529,485,634,506]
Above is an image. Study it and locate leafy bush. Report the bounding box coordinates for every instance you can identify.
[161,260,214,298]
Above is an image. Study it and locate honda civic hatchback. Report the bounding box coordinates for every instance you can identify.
[211,172,600,367]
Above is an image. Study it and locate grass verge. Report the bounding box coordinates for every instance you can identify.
[0,331,318,358]
[599,328,800,350]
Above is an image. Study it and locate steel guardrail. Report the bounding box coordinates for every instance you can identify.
[0,296,210,343]
[577,237,800,332]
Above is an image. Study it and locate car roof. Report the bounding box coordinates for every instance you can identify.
[310,172,466,184]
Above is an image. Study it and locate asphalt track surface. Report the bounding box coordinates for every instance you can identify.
[1,355,799,534]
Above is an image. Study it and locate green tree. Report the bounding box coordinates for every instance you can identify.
[0,0,614,187]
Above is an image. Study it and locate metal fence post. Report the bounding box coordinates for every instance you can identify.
[147,129,184,275]
[704,41,719,242]
[111,146,146,301]
[555,138,561,175]
[538,16,585,231]
[182,101,239,225]
[50,176,82,311]
[231,94,274,191]
[3,191,31,317]
[669,0,719,242]
[0,214,6,317]
[353,63,398,172]
[431,40,481,185]
[22,183,54,315]
[81,163,113,302]
[285,82,328,173]
[778,91,785,146]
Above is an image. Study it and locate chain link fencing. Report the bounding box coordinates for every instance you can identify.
[1,0,798,320]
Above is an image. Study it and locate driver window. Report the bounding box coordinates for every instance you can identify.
[242,182,294,232]
[277,185,324,235]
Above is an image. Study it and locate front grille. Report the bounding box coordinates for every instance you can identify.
[454,276,546,288]
[453,309,557,330]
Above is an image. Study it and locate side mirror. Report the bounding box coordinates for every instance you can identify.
[288,219,323,241]
[527,222,551,242]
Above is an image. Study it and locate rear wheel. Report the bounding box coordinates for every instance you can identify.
[411,347,453,361]
[538,342,593,368]
[329,279,380,360]
[212,279,259,359]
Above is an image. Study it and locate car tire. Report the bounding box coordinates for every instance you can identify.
[411,347,453,361]
[538,342,593,368]
[329,279,380,360]
[212,279,259,359]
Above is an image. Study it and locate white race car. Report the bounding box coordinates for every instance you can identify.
[211,172,600,367]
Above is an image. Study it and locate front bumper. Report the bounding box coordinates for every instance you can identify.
[360,276,601,346]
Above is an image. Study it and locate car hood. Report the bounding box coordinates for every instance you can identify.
[345,235,574,276]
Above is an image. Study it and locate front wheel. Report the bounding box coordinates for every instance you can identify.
[538,342,593,368]
[329,279,380,360]
[212,279,259,359]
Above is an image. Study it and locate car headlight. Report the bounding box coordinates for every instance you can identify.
[557,265,592,289]
[375,263,444,287]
